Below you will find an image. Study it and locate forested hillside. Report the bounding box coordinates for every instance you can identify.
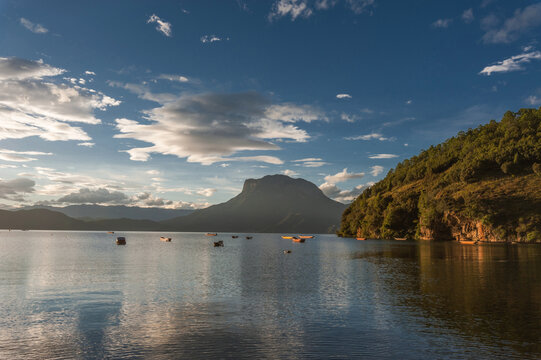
[339,108,541,243]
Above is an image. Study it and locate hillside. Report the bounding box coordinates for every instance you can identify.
[162,174,346,233]
[339,108,541,243]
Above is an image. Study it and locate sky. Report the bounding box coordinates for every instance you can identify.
[0,0,540,209]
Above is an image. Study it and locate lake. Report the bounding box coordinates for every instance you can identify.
[0,231,540,359]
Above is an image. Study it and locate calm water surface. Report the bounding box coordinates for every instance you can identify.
[0,231,540,359]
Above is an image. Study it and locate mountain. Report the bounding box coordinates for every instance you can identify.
[339,108,541,243]
[162,174,347,233]
[0,209,164,231]
[21,204,193,221]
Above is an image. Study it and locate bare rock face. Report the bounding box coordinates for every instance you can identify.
[443,212,506,243]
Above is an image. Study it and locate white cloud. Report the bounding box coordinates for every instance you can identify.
[200,35,229,43]
[406,99,412,105]
[114,92,322,165]
[369,153,398,159]
[158,74,189,82]
[196,188,216,197]
[479,51,541,75]
[319,182,365,203]
[526,95,541,106]
[340,113,357,123]
[432,18,452,28]
[220,163,230,168]
[0,57,119,142]
[324,168,364,184]
[85,71,96,76]
[146,170,160,175]
[462,8,474,23]
[0,148,52,162]
[20,18,48,34]
[282,169,299,176]
[0,178,35,201]
[147,14,172,37]
[336,93,352,99]
[370,165,384,176]
[0,57,64,80]
[269,0,373,21]
[345,132,389,141]
[108,80,177,104]
[77,142,95,147]
[482,3,541,44]
[293,157,327,167]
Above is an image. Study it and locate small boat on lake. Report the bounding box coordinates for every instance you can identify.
[356,237,367,241]
[116,237,126,245]
[292,237,305,243]
[459,240,478,245]
[206,233,218,236]
[394,237,407,241]
[283,250,292,254]
[299,235,314,239]
[107,231,114,234]
[213,240,224,247]
[160,237,172,242]
[232,235,239,238]
[281,236,294,239]
[246,236,253,239]
[356,228,366,241]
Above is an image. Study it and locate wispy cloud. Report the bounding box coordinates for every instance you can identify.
[345,132,389,141]
[482,3,541,44]
[158,74,189,82]
[20,18,48,34]
[526,95,541,106]
[200,35,229,43]
[84,70,96,76]
[461,8,474,23]
[0,148,52,162]
[147,14,172,37]
[0,178,35,201]
[292,157,327,167]
[77,142,95,147]
[432,18,452,28]
[268,0,374,21]
[282,169,299,176]
[479,50,541,75]
[370,165,384,176]
[369,153,398,159]
[336,93,352,99]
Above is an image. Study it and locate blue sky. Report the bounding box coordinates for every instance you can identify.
[0,0,540,209]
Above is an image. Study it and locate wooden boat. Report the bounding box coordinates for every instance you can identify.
[281,236,294,239]
[394,237,407,241]
[116,237,126,245]
[355,228,366,241]
[160,236,172,242]
[232,235,239,238]
[213,240,224,247]
[299,235,314,239]
[291,237,305,243]
[459,240,478,245]
[246,236,253,239]
[107,231,115,234]
[206,233,218,236]
[283,250,292,254]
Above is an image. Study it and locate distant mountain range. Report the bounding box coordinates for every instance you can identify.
[21,204,194,221]
[2,175,346,233]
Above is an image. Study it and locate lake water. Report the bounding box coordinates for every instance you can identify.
[0,231,540,359]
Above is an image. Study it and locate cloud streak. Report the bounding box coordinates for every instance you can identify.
[482,3,541,44]
[479,51,541,75]
[20,18,48,34]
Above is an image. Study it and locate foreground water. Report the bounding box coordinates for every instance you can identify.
[0,231,540,359]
